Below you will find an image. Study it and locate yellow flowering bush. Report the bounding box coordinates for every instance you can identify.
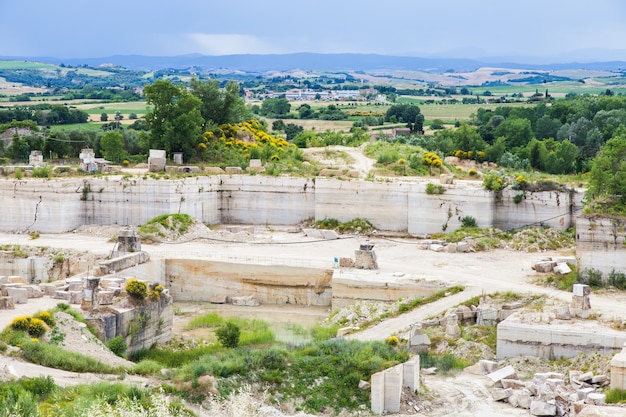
[10,316,30,332]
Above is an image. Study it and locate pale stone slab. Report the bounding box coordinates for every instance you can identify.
[383,365,402,413]
[371,371,384,415]
[6,287,27,304]
[553,262,572,275]
[491,388,512,401]
[530,400,557,416]
[478,360,498,375]
[586,393,605,405]
[403,356,420,392]
[487,365,518,386]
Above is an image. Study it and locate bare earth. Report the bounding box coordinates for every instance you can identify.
[1,226,625,416]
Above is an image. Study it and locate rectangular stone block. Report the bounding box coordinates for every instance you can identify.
[383,365,402,414]
[55,291,69,300]
[6,287,27,304]
[68,290,82,304]
[371,371,385,415]
[488,365,518,387]
[97,291,114,305]
[403,356,420,392]
[0,296,14,309]
[39,284,58,296]
[573,284,590,296]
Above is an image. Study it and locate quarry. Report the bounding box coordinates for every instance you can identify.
[1,165,626,417]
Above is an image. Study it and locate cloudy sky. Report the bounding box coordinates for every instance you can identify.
[1,0,626,62]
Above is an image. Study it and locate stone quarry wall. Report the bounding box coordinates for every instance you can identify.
[164,259,333,306]
[577,216,626,275]
[495,188,581,231]
[0,176,580,234]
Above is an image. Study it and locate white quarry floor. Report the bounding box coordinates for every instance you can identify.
[2,228,626,416]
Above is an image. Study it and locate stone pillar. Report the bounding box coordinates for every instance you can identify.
[445,313,461,338]
[408,323,430,353]
[81,276,100,311]
[611,342,626,390]
[384,364,403,414]
[355,244,378,269]
[371,371,385,415]
[403,355,420,392]
[571,284,591,318]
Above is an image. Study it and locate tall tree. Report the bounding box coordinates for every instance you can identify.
[99,131,126,162]
[144,80,203,161]
[587,128,626,208]
[190,79,250,128]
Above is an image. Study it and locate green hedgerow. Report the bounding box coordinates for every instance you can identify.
[125,278,148,300]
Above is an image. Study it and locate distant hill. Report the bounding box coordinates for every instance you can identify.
[2,53,626,73]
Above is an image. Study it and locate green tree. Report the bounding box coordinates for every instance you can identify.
[99,131,126,162]
[100,113,108,122]
[260,97,291,117]
[385,104,423,132]
[7,135,30,161]
[587,129,626,208]
[144,80,203,161]
[496,117,534,149]
[189,79,250,128]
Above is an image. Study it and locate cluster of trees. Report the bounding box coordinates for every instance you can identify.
[0,104,89,125]
[0,119,145,162]
[385,104,424,133]
[404,95,626,175]
[143,79,250,161]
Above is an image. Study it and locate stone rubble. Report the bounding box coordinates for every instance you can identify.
[484,363,613,416]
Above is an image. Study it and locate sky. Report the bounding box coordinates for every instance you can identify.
[1,0,626,63]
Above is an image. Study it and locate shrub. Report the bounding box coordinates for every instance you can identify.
[513,193,524,204]
[14,168,23,179]
[385,335,399,346]
[468,169,478,176]
[461,216,477,228]
[125,278,148,300]
[580,268,604,287]
[608,270,626,290]
[32,166,51,178]
[28,318,48,338]
[425,183,445,195]
[107,335,128,357]
[34,311,55,327]
[10,316,30,332]
[483,172,505,191]
[216,321,241,348]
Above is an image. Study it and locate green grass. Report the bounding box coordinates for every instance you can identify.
[606,388,626,403]
[0,60,57,70]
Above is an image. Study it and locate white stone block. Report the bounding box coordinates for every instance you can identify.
[530,400,556,416]
[478,360,499,374]
[573,284,589,296]
[403,357,420,392]
[383,365,402,413]
[586,392,605,405]
[488,365,518,386]
[6,287,27,304]
[371,371,385,415]
[320,229,339,240]
[491,388,513,401]
[553,262,571,275]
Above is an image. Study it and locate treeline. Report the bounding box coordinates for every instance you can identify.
[0,68,148,89]
[0,104,88,125]
[0,121,146,163]
[402,95,626,175]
